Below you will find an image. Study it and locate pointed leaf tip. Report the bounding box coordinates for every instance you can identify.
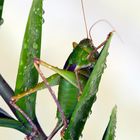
[15,0,43,123]
[102,105,117,140]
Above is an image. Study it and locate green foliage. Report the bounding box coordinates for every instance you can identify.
[102,105,117,140]
[0,108,28,134]
[14,0,43,124]
[0,0,117,139]
[0,0,47,139]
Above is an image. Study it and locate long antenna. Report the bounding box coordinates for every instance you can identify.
[89,19,116,39]
[89,19,123,43]
[81,0,89,38]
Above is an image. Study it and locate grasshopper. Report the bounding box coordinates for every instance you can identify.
[10,0,114,139]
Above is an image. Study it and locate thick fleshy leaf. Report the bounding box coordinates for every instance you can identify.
[0,0,4,25]
[63,32,113,140]
[14,0,43,124]
[0,74,34,135]
[0,74,17,116]
[0,118,29,134]
[0,107,13,119]
[0,108,28,134]
[102,105,117,140]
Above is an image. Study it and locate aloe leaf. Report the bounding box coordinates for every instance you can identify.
[0,107,13,119]
[0,74,17,116]
[102,105,117,140]
[0,0,4,25]
[63,32,113,140]
[0,118,29,134]
[14,0,43,124]
[0,74,35,135]
[0,108,28,134]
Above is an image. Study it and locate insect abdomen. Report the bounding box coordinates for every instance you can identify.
[57,77,79,120]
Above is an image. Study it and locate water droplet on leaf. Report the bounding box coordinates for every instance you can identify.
[104,63,107,69]
[0,18,4,25]
[42,18,45,24]
[89,110,92,115]
[24,66,27,70]
[33,43,38,49]
[80,133,83,138]
[42,9,45,15]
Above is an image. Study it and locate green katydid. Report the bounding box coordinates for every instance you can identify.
[10,0,114,139]
[11,32,113,140]
[34,31,113,139]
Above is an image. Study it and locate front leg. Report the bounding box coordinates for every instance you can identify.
[75,68,83,97]
[88,32,113,61]
[34,58,68,137]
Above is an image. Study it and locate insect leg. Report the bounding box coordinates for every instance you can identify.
[10,100,39,139]
[88,32,113,60]
[31,59,78,88]
[11,74,60,103]
[75,68,83,97]
[47,121,63,140]
[34,58,68,136]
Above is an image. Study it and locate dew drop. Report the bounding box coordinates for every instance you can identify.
[42,9,45,15]
[42,18,45,24]
[82,118,86,122]
[104,63,107,69]
[33,8,36,12]
[101,63,105,69]
[34,8,41,16]
[36,8,40,11]
[89,110,92,115]
[0,18,4,25]
[33,42,38,49]
[24,87,28,91]
[20,61,23,66]
[24,43,28,49]
[26,39,29,43]
[80,133,83,138]
[34,10,37,15]
[35,29,39,33]
[19,72,22,76]
[24,66,27,70]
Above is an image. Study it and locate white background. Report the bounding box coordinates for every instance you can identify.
[0,0,140,139]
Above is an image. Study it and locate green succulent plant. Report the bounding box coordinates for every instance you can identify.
[0,0,117,139]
